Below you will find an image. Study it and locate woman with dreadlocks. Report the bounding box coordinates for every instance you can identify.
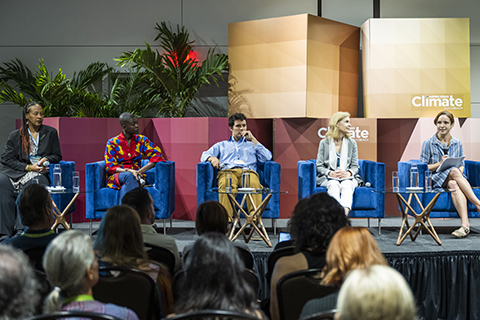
[0,101,61,237]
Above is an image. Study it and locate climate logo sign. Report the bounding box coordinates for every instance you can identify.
[411,95,464,110]
[317,127,370,142]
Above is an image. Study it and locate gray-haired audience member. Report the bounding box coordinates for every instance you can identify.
[0,245,39,319]
[43,230,139,320]
[121,187,181,273]
[336,265,417,320]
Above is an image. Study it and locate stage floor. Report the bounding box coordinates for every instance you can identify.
[77,216,480,254]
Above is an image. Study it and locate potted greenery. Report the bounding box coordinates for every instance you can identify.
[116,22,229,118]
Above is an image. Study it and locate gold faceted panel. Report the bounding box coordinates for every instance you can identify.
[229,14,360,118]
[362,18,471,118]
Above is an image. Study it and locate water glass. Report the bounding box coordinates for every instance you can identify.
[224,171,232,193]
[425,171,432,192]
[410,164,418,188]
[53,164,62,187]
[73,171,80,193]
[392,171,399,192]
[242,168,251,188]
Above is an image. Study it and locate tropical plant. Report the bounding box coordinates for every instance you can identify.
[116,22,229,117]
[0,59,113,117]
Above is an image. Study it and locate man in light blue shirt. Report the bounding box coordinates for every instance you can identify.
[200,113,272,220]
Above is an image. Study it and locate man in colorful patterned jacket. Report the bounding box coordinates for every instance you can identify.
[104,112,164,198]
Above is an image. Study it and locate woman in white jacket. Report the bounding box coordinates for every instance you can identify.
[316,112,361,216]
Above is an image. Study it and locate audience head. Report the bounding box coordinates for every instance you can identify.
[290,193,350,254]
[337,265,417,320]
[0,245,39,320]
[228,113,247,128]
[195,201,229,235]
[43,230,97,313]
[93,205,147,268]
[122,187,155,224]
[176,232,258,314]
[326,111,351,140]
[321,226,387,285]
[19,183,54,228]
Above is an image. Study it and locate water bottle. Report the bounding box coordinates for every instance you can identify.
[225,171,232,193]
[242,167,251,188]
[53,164,62,188]
[410,164,418,188]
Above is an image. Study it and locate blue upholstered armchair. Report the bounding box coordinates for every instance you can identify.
[196,160,281,233]
[85,160,175,234]
[297,159,385,232]
[398,160,480,218]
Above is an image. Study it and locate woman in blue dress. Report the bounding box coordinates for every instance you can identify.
[421,110,480,238]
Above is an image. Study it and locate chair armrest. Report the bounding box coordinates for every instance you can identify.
[262,161,281,191]
[297,160,316,200]
[196,162,215,204]
[153,161,175,213]
[359,159,385,190]
[465,160,480,187]
[85,161,106,192]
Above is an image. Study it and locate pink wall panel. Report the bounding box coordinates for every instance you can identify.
[152,118,210,220]
[275,118,329,218]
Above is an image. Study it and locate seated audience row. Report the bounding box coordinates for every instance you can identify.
[269,192,350,320]
[300,226,388,318]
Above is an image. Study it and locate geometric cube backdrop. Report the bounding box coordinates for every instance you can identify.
[229,14,360,118]
[362,18,471,118]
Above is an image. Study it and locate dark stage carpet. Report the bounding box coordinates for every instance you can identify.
[81,217,480,320]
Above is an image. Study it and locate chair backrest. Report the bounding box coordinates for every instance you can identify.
[277,269,338,320]
[299,309,337,320]
[144,242,176,276]
[93,266,161,320]
[243,268,260,298]
[26,311,121,320]
[23,246,47,271]
[34,269,53,314]
[235,246,254,270]
[265,246,296,285]
[167,309,261,320]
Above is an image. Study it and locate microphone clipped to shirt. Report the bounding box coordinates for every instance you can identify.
[441,142,448,155]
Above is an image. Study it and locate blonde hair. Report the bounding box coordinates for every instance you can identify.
[321,227,387,285]
[325,112,351,140]
[337,265,417,320]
